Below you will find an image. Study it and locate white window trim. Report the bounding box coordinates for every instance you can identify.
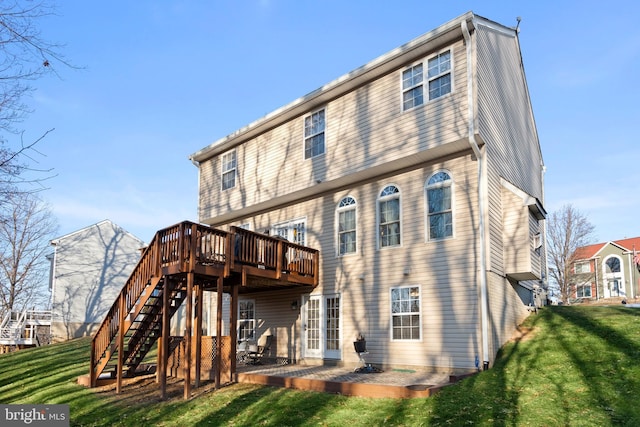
[237,298,256,344]
[390,285,422,342]
[221,149,237,191]
[324,293,342,359]
[303,107,326,160]
[400,62,424,112]
[271,217,307,246]
[400,48,454,113]
[424,170,454,242]
[574,261,590,274]
[426,49,453,101]
[377,184,402,250]
[335,196,357,257]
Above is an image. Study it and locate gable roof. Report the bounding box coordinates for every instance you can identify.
[189,11,514,164]
[574,237,640,261]
[50,219,145,246]
[612,237,640,253]
[573,243,606,261]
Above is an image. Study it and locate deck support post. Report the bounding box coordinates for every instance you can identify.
[194,283,203,388]
[230,283,238,382]
[215,276,223,389]
[90,339,96,387]
[116,294,125,394]
[159,276,170,400]
[184,271,194,400]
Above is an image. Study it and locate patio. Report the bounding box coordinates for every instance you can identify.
[236,362,475,398]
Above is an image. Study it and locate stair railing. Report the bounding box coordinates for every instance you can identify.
[90,223,164,385]
[90,221,228,385]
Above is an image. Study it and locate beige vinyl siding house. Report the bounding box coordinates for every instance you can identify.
[190,11,546,372]
[49,220,145,342]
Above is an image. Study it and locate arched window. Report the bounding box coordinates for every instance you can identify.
[378,185,401,248]
[603,255,624,298]
[606,257,620,273]
[337,196,357,255]
[426,171,453,240]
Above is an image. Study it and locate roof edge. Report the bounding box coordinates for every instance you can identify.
[189,11,486,164]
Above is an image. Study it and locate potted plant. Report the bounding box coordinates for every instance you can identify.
[353,333,366,353]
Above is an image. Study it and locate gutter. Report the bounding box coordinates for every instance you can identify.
[462,19,490,371]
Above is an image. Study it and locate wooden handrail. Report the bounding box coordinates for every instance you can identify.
[230,226,319,277]
[89,221,319,387]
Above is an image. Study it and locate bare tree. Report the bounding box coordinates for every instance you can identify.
[0,192,57,317]
[0,0,72,196]
[547,204,595,304]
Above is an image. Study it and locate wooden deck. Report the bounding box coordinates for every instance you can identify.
[84,221,319,400]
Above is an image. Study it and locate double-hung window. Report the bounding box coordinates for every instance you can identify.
[402,64,424,110]
[427,50,451,100]
[576,284,592,298]
[337,196,357,255]
[391,286,421,340]
[401,50,452,111]
[426,171,453,240]
[378,185,401,248]
[221,149,237,190]
[304,109,325,159]
[575,262,590,274]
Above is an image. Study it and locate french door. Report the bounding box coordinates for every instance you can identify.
[303,294,341,360]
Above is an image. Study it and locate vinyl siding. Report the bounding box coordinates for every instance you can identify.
[50,221,144,341]
[198,40,470,223]
[476,22,543,200]
[217,155,484,370]
[487,168,505,275]
[501,186,531,276]
[487,273,529,359]
[193,14,544,372]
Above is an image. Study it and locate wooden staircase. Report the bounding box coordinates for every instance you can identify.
[86,221,319,388]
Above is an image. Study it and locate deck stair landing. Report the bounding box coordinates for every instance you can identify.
[0,310,52,348]
[86,221,319,389]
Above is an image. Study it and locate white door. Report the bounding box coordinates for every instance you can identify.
[302,294,341,359]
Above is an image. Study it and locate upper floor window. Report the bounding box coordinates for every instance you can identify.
[606,257,621,274]
[304,108,325,159]
[378,185,401,248]
[426,171,453,240]
[337,196,357,255]
[221,149,237,190]
[402,64,424,110]
[427,50,451,100]
[401,50,451,111]
[391,285,421,341]
[575,261,591,274]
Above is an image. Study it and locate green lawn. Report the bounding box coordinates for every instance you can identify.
[1,306,639,426]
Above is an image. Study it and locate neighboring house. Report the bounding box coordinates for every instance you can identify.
[571,237,640,301]
[188,11,546,373]
[49,220,145,341]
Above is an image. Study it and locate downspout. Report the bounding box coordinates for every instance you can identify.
[462,20,490,370]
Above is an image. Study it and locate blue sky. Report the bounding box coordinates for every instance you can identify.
[20,0,640,243]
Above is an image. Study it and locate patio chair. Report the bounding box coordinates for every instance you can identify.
[247,335,272,365]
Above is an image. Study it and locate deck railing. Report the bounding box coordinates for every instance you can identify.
[231,227,318,278]
[90,221,319,386]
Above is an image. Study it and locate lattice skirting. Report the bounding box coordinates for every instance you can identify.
[167,335,231,382]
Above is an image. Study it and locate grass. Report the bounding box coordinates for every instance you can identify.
[1,306,640,426]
